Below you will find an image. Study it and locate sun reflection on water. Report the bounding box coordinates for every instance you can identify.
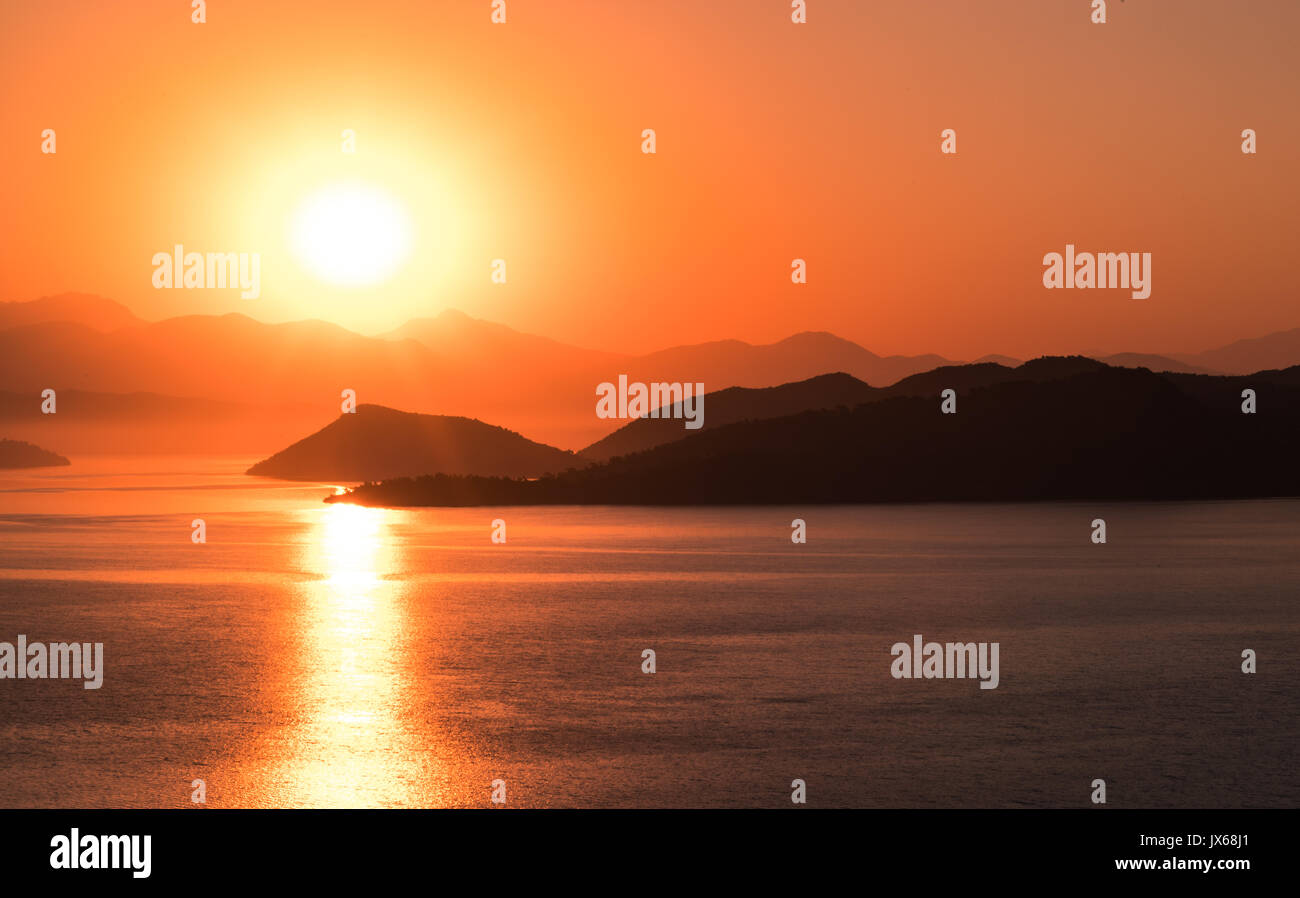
[268,503,442,806]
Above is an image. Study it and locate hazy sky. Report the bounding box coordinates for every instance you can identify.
[2,0,1297,358]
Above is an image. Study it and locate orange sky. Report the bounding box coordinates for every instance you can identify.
[2,0,1297,358]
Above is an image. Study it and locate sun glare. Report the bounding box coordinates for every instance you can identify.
[289,182,413,286]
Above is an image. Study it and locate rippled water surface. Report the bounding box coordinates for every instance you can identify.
[0,457,1296,807]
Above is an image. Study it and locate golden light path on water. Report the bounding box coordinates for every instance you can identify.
[269,502,441,806]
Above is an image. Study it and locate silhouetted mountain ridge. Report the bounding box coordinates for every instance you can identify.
[582,357,1114,461]
[329,361,1300,505]
[581,372,879,461]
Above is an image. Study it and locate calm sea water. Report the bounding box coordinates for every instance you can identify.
[0,456,1296,808]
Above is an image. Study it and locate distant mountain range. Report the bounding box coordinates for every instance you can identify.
[1177,327,1300,374]
[329,359,1300,506]
[4,293,1300,455]
[0,294,141,333]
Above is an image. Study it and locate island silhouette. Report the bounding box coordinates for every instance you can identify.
[0,439,69,469]
[247,404,577,481]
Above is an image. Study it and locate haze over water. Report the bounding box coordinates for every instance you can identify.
[0,457,1295,808]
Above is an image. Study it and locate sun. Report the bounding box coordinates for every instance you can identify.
[289,182,413,286]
